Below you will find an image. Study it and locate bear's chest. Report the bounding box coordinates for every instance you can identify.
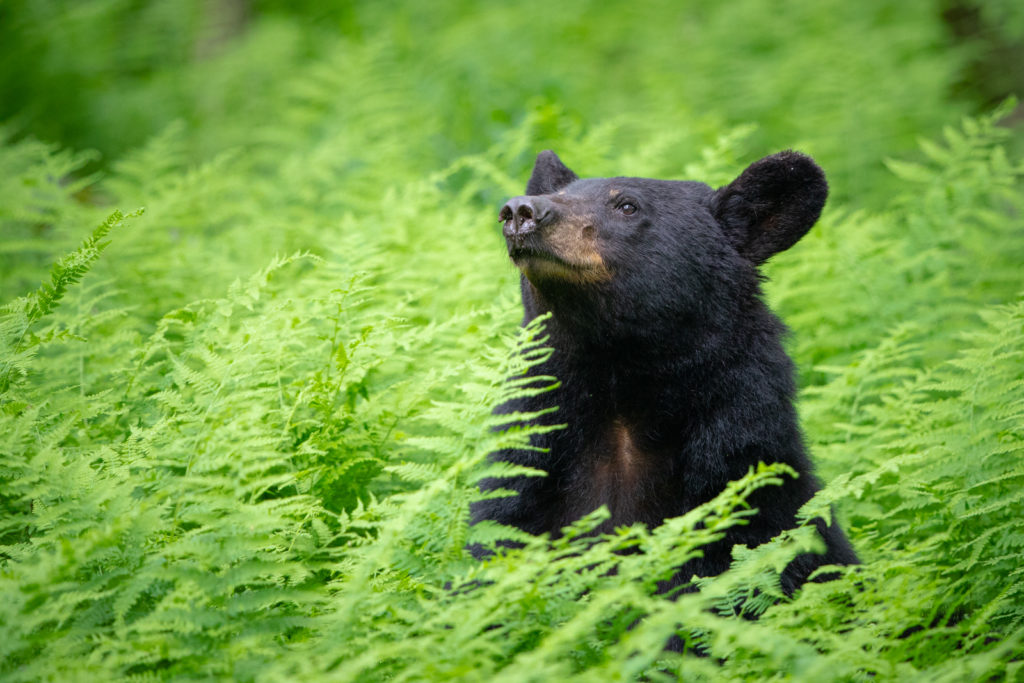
[557,418,671,532]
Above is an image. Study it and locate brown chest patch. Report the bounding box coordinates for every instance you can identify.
[592,420,645,489]
[564,419,659,531]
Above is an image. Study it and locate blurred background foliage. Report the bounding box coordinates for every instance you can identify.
[1,0,1023,680]
[2,0,1019,201]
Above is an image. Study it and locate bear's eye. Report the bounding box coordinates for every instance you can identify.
[618,202,638,216]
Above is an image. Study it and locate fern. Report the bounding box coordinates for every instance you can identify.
[1,3,1023,679]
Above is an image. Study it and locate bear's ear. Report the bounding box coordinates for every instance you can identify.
[526,150,579,195]
[712,151,828,264]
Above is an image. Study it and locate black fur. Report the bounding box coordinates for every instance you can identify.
[472,150,857,593]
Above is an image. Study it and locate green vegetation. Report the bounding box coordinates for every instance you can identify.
[1,1,1022,680]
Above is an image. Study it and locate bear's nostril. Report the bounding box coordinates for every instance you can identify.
[500,196,551,238]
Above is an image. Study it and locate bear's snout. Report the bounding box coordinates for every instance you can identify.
[500,196,555,244]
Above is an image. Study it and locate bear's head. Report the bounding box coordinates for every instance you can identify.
[499,150,827,349]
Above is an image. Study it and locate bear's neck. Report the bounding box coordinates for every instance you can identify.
[536,299,799,440]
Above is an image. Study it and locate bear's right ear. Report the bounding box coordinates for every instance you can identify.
[712,151,828,264]
[526,150,579,195]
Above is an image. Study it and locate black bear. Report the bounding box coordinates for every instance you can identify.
[471,149,857,592]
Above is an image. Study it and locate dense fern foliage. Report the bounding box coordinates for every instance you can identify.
[2,2,1023,680]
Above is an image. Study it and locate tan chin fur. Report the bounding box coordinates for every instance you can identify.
[520,218,611,285]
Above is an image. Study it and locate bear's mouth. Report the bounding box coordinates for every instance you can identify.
[509,243,611,285]
[509,244,574,269]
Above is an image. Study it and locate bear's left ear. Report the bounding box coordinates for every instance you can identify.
[712,151,827,264]
[526,150,579,195]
